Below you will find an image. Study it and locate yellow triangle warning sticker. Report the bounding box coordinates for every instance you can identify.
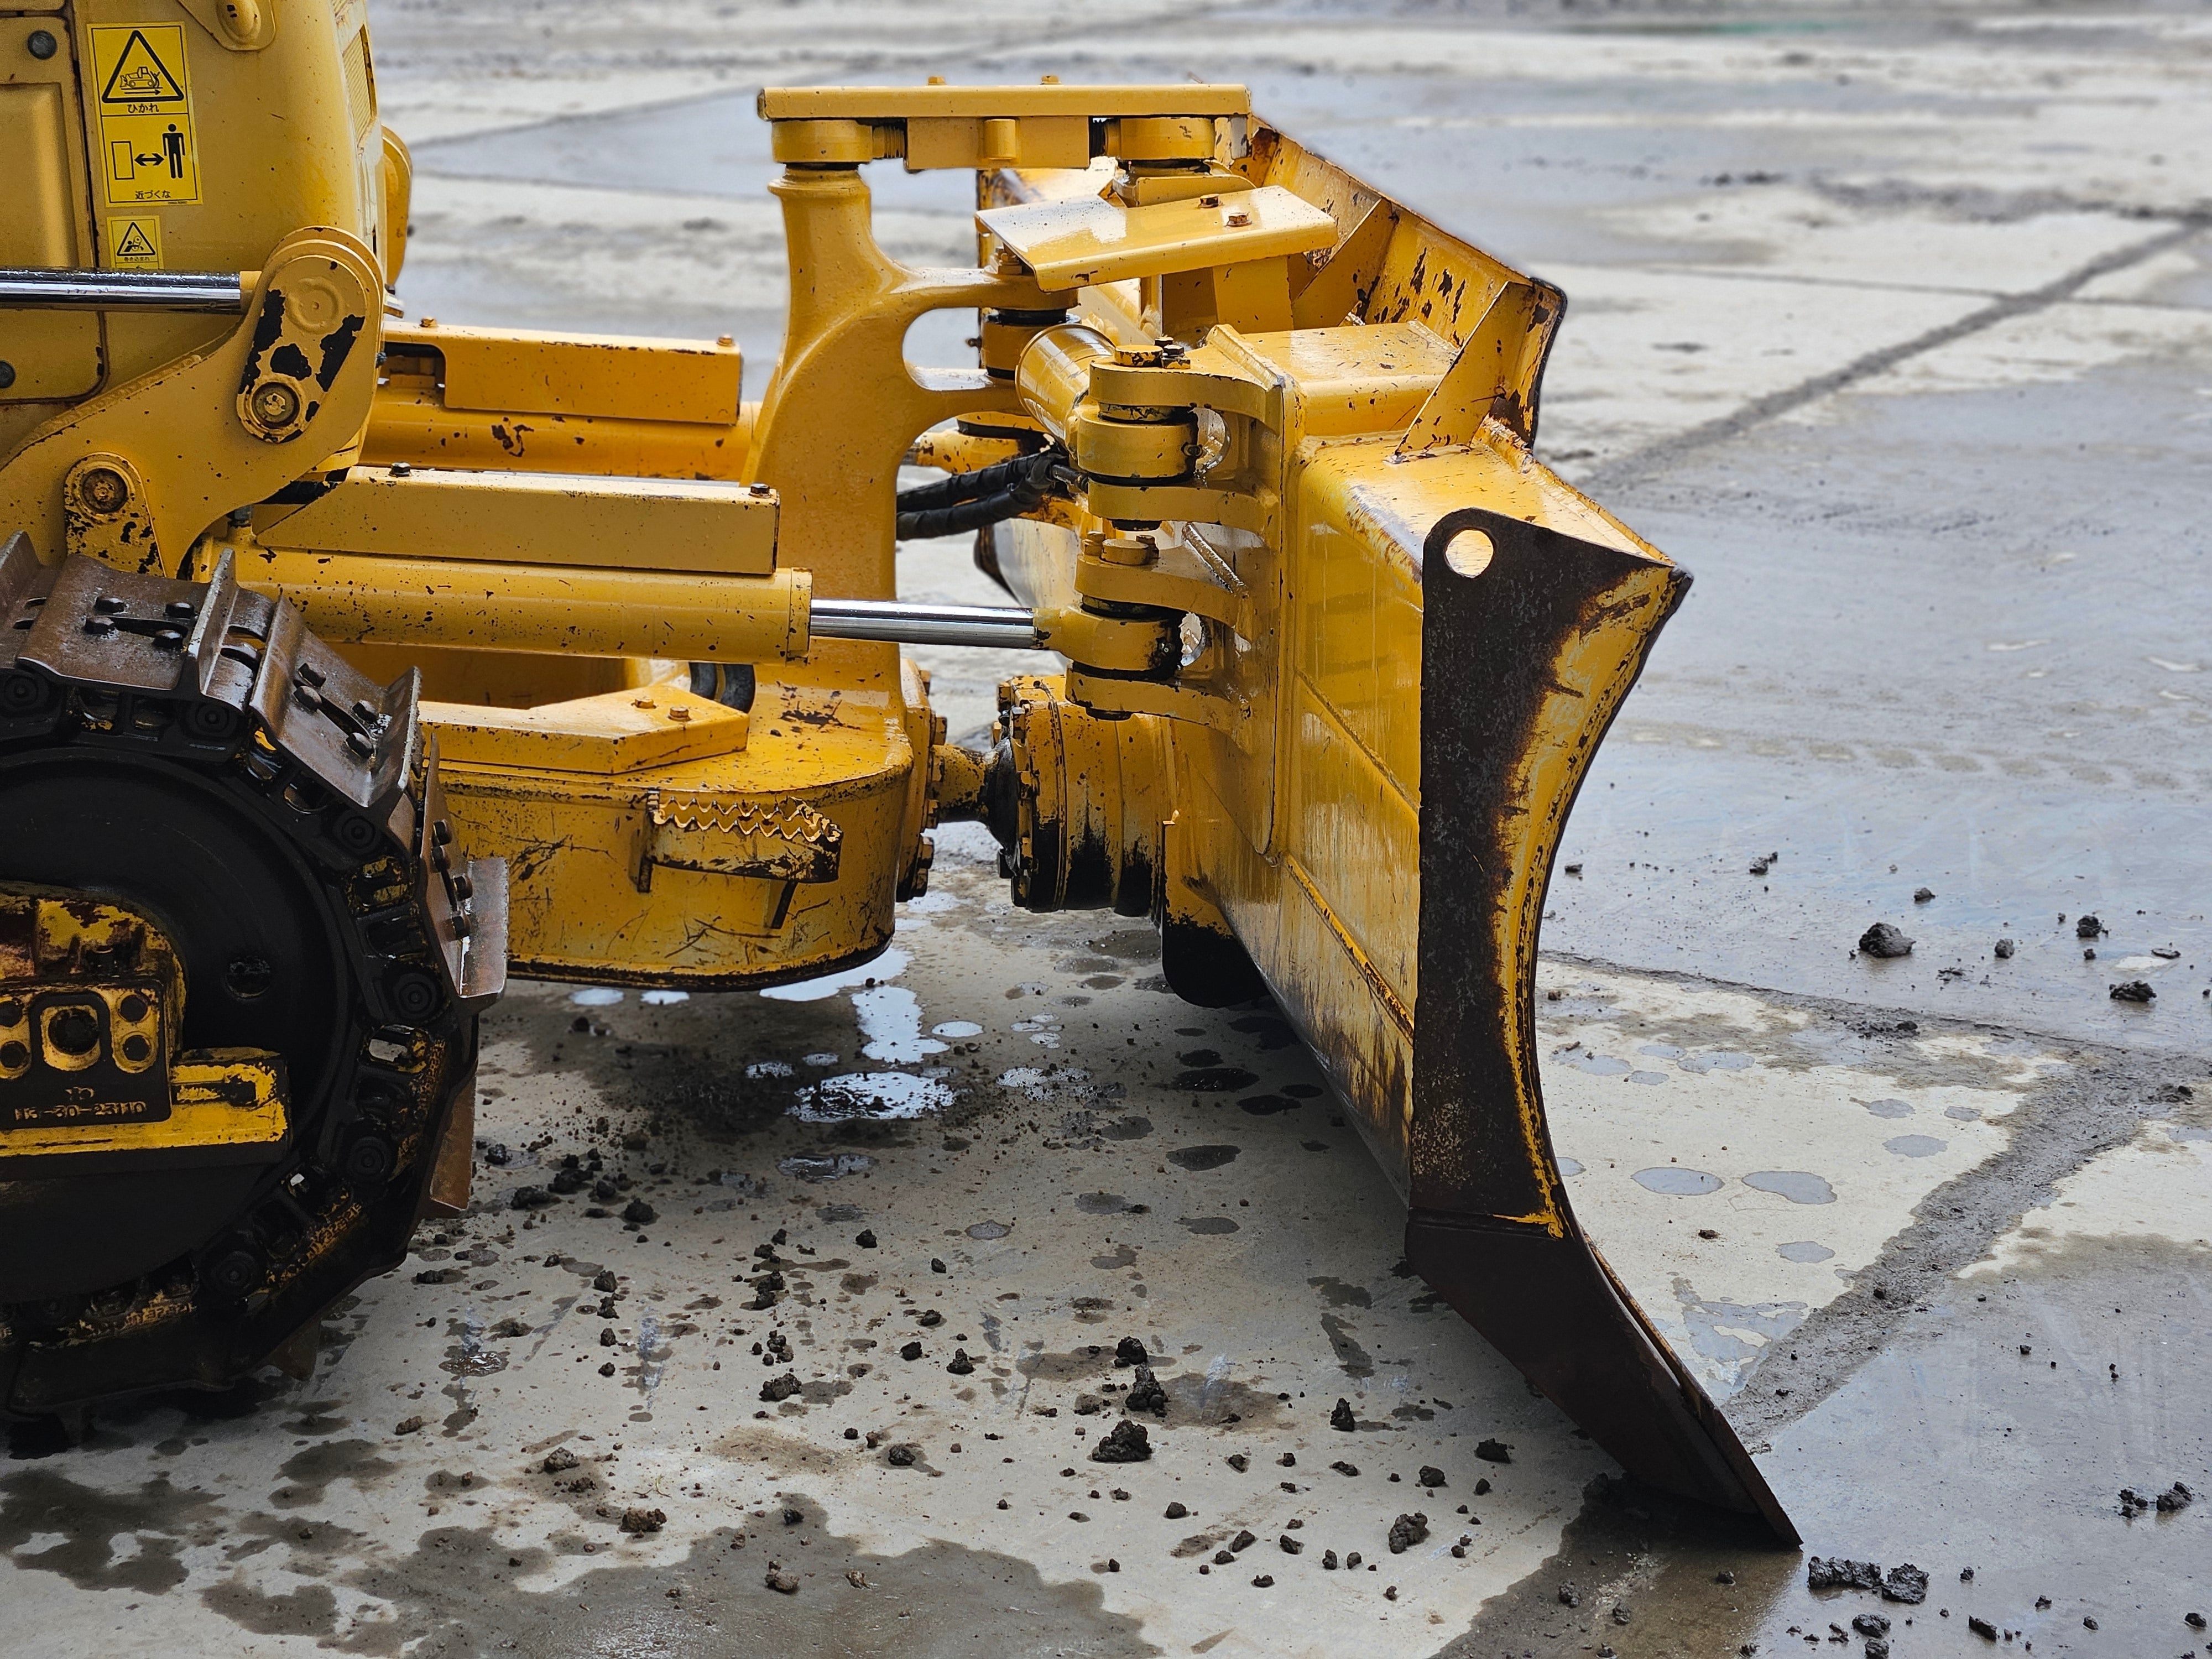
[113,220,160,262]
[100,28,186,105]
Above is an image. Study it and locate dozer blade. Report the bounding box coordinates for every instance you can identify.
[1400,507,1799,1544]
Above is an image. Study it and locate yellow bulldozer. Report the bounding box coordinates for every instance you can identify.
[0,3,1792,1541]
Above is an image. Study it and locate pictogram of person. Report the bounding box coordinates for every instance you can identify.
[162,123,185,179]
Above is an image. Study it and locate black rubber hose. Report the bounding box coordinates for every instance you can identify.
[897,489,1034,541]
[895,452,1034,513]
[896,448,1064,540]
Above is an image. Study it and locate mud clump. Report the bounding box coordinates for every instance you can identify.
[1330,1399,1356,1432]
[884,1443,920,1467]
[1882,1564,1928,1604]
[2077,914,2104,938]
[619,1507,665,1535]
[2109,980,2156,1003]
[541,1448,580,1474]
[760,1373,801,1403]
[946,1349,974,1376]
[1124,1366,1167,1416]
[1114,1336,1147,1367]
[1806,1557,1884,1592]
[1858,923,1914,959]
[1091,1421,1152,1463]
[765,1568,799,1594]
[621,1198,656,1225]
[1387,1513,1429,1554]
[1994,938,2016,959]
[1418,1465,1446,1489]
[1474,1438,1512,1463]
[1853,1613,1891,1637]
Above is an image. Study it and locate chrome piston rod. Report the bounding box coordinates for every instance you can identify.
[808,598,1043,649]
[0,267,246,312]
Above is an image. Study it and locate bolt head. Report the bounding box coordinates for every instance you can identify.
[77,467,131,515]
[249,379,301,430]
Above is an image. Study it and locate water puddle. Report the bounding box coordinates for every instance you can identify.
[760,947,911,1003]
[791,1072,952,1122]
[1883,1134,1948,1159]
[853,985,949,1063]
[1742,1170,1836,1204]
[1633,1167,1722,1195]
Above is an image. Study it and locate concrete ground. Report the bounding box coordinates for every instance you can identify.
[7,3,2209,1655]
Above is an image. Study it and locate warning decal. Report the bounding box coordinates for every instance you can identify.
[90,24,201,207]
[108,216,164,268]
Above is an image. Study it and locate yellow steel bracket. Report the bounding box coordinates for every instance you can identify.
[758,83,1249,173]
[1396,280,1556,456]
[743,166,1049,602]
[0,228,385,573]
[1076,529,1254,639]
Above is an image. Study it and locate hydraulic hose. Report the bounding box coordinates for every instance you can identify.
[895,447,1064,540]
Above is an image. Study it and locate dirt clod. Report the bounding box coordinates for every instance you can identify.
[1474,1438,1511,1463]
[1387,1512,1430,1554]
[394,1416,425,1435]
[946,1348,975,1376]
[619,1507,665,1534]
[1418,1465,1446,1488]
[1859,923,1914,958]
[884,1442,919,1467]
[1091,1420,1152,1463]
[541,1448,579,1473]
[1124,1365,1167,1415]
[1330,1399,1356,1431]
[1806,1557,1884,1592]
[765,1569,799,1594]
[760,1371,801,1402]
[2109,980,2156,1002]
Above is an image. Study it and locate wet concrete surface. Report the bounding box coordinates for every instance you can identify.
[10,2,2212,1654]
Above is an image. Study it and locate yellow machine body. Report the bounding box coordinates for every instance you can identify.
[0,8,1794,1540]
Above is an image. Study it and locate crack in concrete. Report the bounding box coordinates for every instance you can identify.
[1579,213,2212,492]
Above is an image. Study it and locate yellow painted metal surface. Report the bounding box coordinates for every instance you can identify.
[1,1052,288,1159]
[211,543,812,662]
[255,466,779,576]
[981,185,1338,291]
[394,322,744,427]
[422,682,749,775]
[0,0,390,461]
[432,671,919,987]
